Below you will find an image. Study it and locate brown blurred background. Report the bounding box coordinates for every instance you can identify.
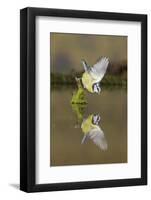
[50,32,127,85]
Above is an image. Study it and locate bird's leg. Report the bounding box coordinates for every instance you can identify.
[75,77,82,89]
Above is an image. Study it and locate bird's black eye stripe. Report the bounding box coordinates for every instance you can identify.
[92,83,100,92]
[80,79,84,88]
[92,83,95,91]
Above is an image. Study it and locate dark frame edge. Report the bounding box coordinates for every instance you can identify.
[20,7,36,192]
[23,7,147,21]
[20,7,37,193]
[141,14,147,185]
[20,8,28,192]
[24,178,146,193]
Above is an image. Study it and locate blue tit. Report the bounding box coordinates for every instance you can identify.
[81,114,108,150]
[81,57,109,94]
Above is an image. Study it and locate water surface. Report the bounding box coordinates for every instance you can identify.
[50,86,127,166]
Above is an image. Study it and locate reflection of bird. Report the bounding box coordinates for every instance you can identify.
[79,57,109,94]
[81,114,107,150]
[71,103,87,125]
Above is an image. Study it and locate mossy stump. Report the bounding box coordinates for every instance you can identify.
[71,87,87,104]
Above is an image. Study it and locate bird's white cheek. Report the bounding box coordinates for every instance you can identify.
[93,85,97,93]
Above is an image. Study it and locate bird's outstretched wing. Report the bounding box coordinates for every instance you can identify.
[89,128,108,150]
[81,127,108,150]
[90,57,109,81]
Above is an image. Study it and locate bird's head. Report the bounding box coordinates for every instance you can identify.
[92,114,101,125]
[93,83,101,94]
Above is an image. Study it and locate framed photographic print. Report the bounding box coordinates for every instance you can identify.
[20,7,147,192]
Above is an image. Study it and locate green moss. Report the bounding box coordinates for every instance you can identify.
[71,103,87,122]
[71,87,87,104]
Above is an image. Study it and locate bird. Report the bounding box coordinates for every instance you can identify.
[81,114,108,150]
[78,57,109,94]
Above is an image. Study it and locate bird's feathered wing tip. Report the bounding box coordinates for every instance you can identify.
[81,128,108,150]
[81,134,89,144]
[81,59,89,72]
[90,57,109,81]
[89,129,108,150]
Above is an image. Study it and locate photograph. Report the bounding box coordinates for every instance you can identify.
[50,32,127,166]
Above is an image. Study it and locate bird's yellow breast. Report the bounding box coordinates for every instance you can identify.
[81,115,98,134]
[82,72,94,93]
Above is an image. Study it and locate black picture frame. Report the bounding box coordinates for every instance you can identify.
[20,7,147,192]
